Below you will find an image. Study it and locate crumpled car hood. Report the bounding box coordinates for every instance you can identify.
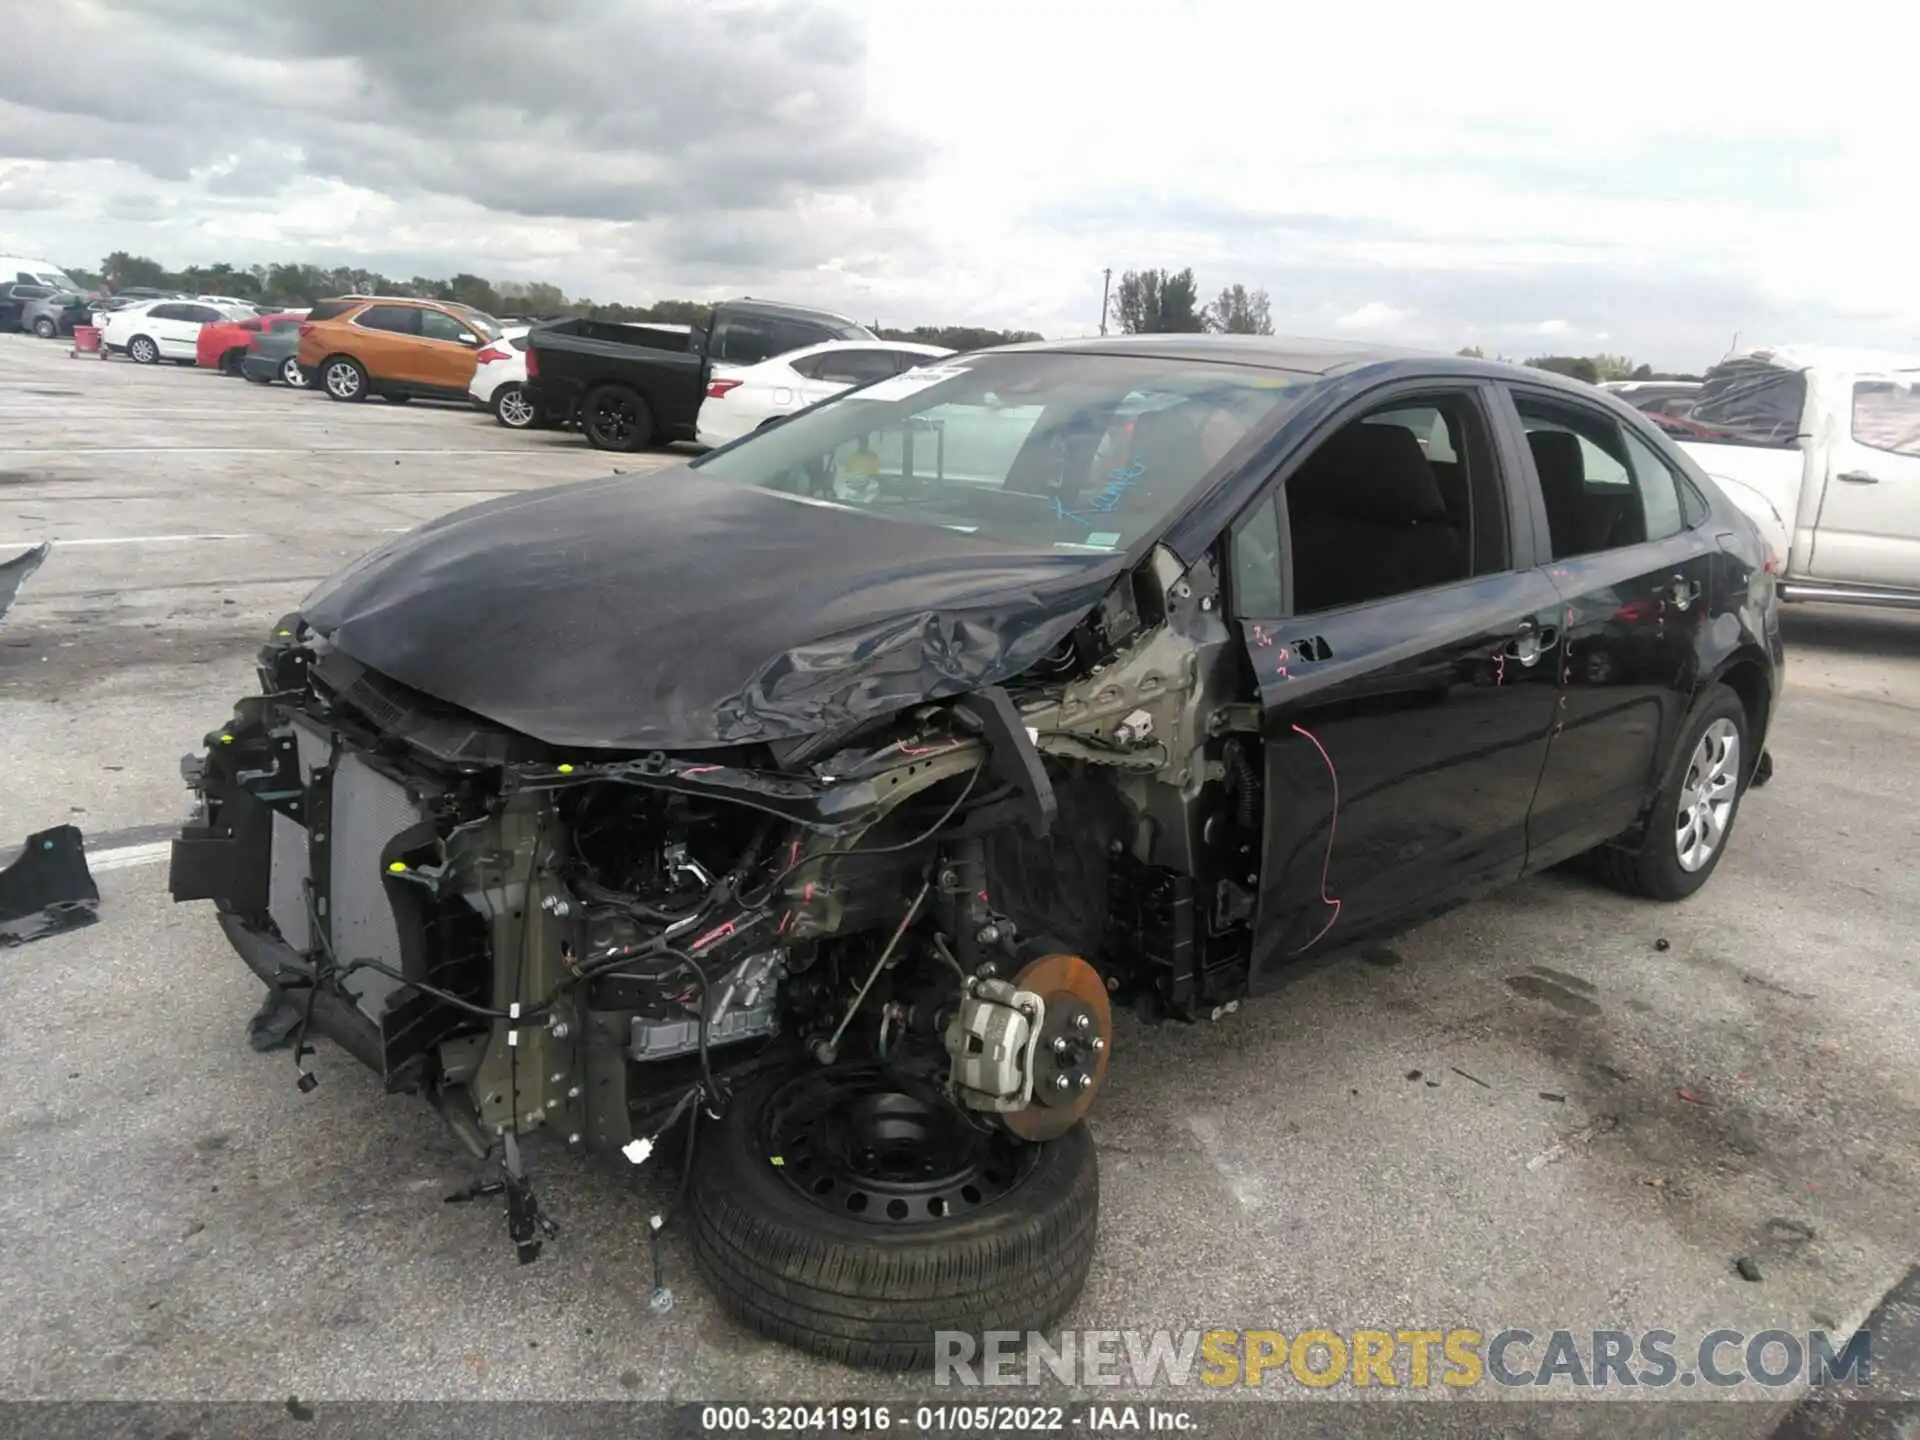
[300,468,1127,750]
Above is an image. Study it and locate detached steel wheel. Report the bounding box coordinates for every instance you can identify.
[322,356,367,402]
[281,357,309,388]
[1588,682,1752,900]
[691,1065,1098,1369]
[128,335,160,364]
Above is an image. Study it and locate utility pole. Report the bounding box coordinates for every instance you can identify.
[1099,267,1112,336]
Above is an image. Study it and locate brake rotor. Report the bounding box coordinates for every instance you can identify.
[1004,952,1112,1141]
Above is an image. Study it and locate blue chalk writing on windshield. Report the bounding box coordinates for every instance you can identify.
[1053,460,1147,529]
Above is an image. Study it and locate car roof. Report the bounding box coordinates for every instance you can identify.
[779,338,953,362]
[1001,332,1432,375]
[1720,344,1920,379]
[724,296,864,328]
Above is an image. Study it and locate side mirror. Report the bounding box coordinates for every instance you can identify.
[458,332,478,345]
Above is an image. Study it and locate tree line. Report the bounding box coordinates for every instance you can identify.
[67,251,1045,352]
[1107,268,1274,335]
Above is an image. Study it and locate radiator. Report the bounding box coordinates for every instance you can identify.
[327,752,421,1022]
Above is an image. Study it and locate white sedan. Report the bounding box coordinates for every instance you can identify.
[96,298,251,364]
[695,340,954,448]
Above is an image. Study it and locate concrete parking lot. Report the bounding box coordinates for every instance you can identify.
[2,333,1916,1432]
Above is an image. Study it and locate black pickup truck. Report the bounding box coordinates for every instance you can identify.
[527,298,876,451]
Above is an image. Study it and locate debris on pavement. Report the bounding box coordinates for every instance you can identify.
[0,825,100,946]
[1526,1115,1620,1172]
[1736,1256,1764,1282]
[1540,1091,1567,1103]
[1676,1087,1713,1106]
[1451,1066,1492,1089]
[1655,937,1671,952]
[0,542,51,626]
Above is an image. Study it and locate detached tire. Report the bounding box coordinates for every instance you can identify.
[691,1065,1099,1369]
[1589,682,1751,901]
[581,383,653,451]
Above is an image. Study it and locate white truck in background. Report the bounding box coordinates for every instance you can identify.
[1678,346,1920,608]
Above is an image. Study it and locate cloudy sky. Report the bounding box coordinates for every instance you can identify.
[1,0,1913,369]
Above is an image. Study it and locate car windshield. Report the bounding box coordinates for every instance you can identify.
[452,306,503,341]
[689,351,1312,552]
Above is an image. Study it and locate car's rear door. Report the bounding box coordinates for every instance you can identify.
[183,304,228,356]
[347,303,423,385]
[1229,381,1563,982]
[1494,385,1720,866]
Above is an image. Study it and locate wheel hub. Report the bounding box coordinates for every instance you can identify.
[1003,952,1113,1141]
[763,1067,1033,1226]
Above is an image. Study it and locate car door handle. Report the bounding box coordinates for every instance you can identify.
[1836,470,1879,484]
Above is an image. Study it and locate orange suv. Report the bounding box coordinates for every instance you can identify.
[297,296,505,404]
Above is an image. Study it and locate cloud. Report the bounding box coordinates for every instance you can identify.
[1533,319,1572,337]
[1334,302,1408,332]
[1,0,1916,366]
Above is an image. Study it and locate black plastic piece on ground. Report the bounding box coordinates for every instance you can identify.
[0,542,51,624]
[0,825,100,946]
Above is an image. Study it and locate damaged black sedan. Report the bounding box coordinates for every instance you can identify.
[169,337,1781,1366]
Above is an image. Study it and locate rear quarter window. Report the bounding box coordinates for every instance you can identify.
[306,299,359,322]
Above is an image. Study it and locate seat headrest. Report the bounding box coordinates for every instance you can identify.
[1290,421,1449,524]
[1526,429,1586,494]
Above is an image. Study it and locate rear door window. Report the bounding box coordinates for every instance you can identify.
[355,305,421,335]
[147,303,187,321]
[812,348,900,385]
[1514,395,1688,556]
[712,315,777,365]
[771,318,835,355]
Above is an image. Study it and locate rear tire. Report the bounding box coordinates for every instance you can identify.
[581,383,653,451]
[493,382,540,430]
[320,355,367,402]
[383,393,412,404]
[690,1064,1099,1369]
[282,357,309,389]
[128,335,160,364]
[218,348,246,375]
[32,317,56,339]
[1588,683,1751,901]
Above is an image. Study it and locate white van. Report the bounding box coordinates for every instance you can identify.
[0,256,83,291]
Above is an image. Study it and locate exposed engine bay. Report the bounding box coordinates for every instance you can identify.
[169,542,1265,1261]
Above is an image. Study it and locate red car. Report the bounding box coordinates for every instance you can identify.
[197,311,302,374]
